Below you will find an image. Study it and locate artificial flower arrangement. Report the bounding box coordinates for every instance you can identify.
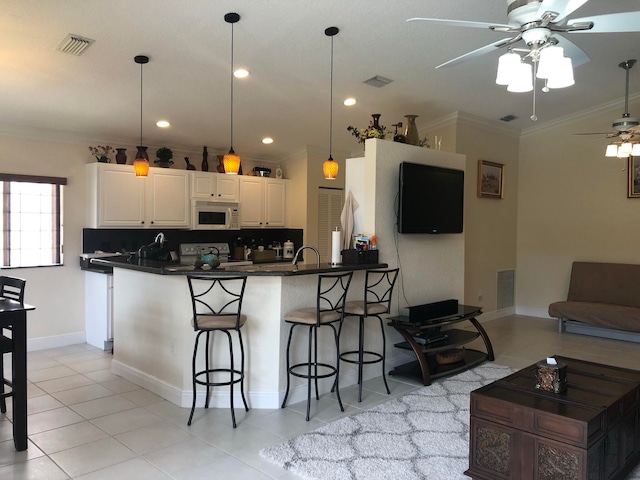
[88,145,114,162]
[347,119,387,144]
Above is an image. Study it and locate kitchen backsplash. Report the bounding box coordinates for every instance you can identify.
[82,228,304,257]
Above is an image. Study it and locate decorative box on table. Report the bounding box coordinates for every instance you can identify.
[341,249,379,265]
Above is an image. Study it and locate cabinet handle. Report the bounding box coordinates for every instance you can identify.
[211,193,214,196]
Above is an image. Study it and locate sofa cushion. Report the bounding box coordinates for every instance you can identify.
[567,262,640,308]
[549,300,640,333]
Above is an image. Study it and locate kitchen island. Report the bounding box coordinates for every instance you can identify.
[92,256,390,409]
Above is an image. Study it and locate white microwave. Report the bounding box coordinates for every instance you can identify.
[191,200,240,230]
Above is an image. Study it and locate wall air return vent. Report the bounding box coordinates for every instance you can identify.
[56,34,95,56]
[363,75,393,88]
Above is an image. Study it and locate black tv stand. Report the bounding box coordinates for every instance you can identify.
[388,304,494,385]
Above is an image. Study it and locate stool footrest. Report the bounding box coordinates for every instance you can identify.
[339,349,384,365]
[194,368,244,388]
[288,362,337,380]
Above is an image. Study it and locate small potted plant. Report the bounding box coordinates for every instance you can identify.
[154,147,174,167]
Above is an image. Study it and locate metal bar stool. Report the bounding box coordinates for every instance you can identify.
[0,276,26,413]
[186,275,249,427]
[281,272,353,421]
[337,268,399,402]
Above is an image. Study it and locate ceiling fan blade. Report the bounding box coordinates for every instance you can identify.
[406,17,514,30]
[537,0,590,23]
[553,35,590,67]
[568,12,640,33]
[572,132,614,136]
[435,38,518,68]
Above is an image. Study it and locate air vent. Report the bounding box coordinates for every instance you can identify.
[56,34,95,56]
[363,75,393,88]
[500,114,518,122]
[497,269,515,310]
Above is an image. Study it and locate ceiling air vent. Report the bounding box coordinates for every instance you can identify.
[363,75,393,88]
[500,114,518,122]
[56,34,95,56]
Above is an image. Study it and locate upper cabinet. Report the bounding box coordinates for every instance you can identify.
[190,171,239,202]
[86,163,190,228]
[239,176,286,228]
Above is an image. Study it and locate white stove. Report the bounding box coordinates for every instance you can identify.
[178,242,252,267]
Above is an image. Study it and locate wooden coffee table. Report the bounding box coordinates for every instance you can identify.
[465,356,640,480]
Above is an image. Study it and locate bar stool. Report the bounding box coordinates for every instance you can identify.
[338,268,399,402]
[186,274,248,427]
[0,276,26,413]
[281,272,353,421]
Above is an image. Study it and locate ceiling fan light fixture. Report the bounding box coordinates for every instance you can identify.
[633,143,640,156]
[536,45,564,79]
[507,62,533,92]
[618,142,633,158]
[605,144,619,157]
[496,52,521,85]
[547,57,574,89]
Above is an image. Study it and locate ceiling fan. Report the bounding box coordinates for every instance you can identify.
[407,0,640,69]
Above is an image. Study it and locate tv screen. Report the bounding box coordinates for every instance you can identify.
[398,162,464,234]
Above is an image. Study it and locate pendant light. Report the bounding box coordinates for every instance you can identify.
[323,27,339,180]
[133,55,150,177]
[223,13,241,175]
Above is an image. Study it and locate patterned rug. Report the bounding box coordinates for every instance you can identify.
[259,363,513,480]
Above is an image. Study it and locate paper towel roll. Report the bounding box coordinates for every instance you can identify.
[331,229,341,265]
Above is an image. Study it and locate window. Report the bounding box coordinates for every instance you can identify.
[0,173,67,268]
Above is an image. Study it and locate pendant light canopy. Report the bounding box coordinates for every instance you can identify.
[323,26,339,180]
[133,55,150,177]
[223,12,241,175]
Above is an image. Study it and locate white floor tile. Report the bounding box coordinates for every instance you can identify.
[49,437,136,478]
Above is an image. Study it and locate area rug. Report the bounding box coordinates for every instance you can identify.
[260,364,640,480]
[260,363,513,480]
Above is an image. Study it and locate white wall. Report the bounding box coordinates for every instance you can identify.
[516,98,640,317]
[346,139,466,308]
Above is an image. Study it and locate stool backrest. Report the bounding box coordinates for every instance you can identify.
[364,268,399,316]
[0,275,26,303]
[187,275,247,330]
[317,272,353,323]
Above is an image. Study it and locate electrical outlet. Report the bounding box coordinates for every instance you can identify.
[478,292,483,301]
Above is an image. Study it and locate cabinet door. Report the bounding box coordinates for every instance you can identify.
[147,169,190,227]
[191,172,216,199]
[239,177,263,227]
[98,166,146,227]
[264,179,286,227]
[216,174,239,202]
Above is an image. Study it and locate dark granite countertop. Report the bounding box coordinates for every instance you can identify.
[90,256,387,276]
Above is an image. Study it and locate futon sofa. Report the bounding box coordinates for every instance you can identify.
[548,261,640,342]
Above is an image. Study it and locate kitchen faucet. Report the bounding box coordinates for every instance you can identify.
[292,245,320,268]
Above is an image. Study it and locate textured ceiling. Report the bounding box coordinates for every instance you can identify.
[1,0,639,163]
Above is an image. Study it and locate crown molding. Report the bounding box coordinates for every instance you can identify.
[422,111,520,138]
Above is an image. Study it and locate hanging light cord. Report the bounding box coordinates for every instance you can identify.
[230,20,235,152]
[328,32,334,159]
[139,61,144,145]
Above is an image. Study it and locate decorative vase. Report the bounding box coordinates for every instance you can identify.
[371,114,383,136]
[216,155,225,173]
[404,115,420,146]
[96,156,109,163]
[115,148,127,164]
[201,146,209,172]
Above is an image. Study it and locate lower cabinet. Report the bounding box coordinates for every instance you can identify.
[239,176,286,227]
[86,163,190,228]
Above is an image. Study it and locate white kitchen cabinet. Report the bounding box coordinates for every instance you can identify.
[86,163,190,228]
[239,176,286,228]
[190,171,239,202]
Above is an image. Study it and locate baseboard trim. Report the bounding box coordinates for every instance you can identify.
[27,332,86,352]
[478,307,516,323]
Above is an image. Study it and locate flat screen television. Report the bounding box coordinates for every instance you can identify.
[398,162,464,234]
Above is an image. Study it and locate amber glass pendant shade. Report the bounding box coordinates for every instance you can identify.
[133,146,149,177]
[323,156,338,180]
[223,149,240,174]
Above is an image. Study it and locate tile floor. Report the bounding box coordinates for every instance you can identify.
[2,314,640,479]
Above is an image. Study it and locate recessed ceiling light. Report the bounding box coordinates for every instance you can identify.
[234,69,249,78]
[156,120,170,128]
[262,137,274,144]
[343,97,357,106]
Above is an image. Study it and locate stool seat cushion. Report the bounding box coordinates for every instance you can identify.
[284,308,341,325]
[191,314,246,330]
[343,301,388,316]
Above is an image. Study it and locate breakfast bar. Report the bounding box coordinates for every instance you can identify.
[92,257,387,409]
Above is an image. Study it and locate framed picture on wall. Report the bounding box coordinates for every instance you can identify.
[477,160,504,199]
[628,156,640,198]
